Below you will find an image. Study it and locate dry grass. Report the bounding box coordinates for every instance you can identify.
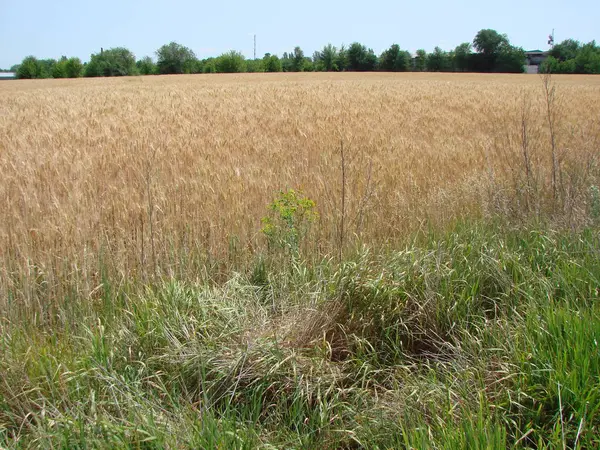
[1,72,599,309]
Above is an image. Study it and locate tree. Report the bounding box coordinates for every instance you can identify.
[244,59,261,73]
[426,47,451,72]
[453,42,472,72]
[65,57,83,78]
[303,57,315,72]
[292,47,305,72]
[317,44,339,71]
[473,29,509,57]
[202,58,217,73]
[156,42,197,74]
[575,41,600,74]
[16,56,42,79]
[137,56,157,75]
[473,29,509,72]
[262,54,282,72]
[336,45,348,71]
[52,57,68,78]
[347,42,378,71]
[414,49,427,71]
[495,46,526,73]
[379,44,411,72]
[37,59,57,78]
[215,51,246,73]
[85,47,138,77]
[550,39,581,62]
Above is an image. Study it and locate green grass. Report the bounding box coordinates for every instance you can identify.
[1,223,599,448]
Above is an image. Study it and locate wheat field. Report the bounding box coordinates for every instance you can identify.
[1,72,599,307]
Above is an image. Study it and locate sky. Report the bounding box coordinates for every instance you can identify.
[0,0,598,68]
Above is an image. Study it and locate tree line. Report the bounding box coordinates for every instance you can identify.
[541,39,600,74]
[8,29,600,79]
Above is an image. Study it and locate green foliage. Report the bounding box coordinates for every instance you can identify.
[16,55,82,79]
[85,47,138,77]
[10,32,600,79]
[472,29,525,73]
[495,46,526,73]
[262,53,282,72]
[550,39,581,61]
[453,42,472,71]
[282,46,306,72]
[302,57,315,72]
[379,44,411,72]
[215,50,246,73]
[136,56,157,75]
[414,49,427,71]
[335,44,348,71]
[292,46,305,71]
[575,41,600,74]
[316,44,340,71]
[65,57,83,78]
[156,42,197,74]
[347,42,378,71]
[16,56,42,79]
[1,223,600,447]
[51,57,68,78]
[426,46,452,72]
[543,40,600,74]
[202,58,217,73]
[473,29,509,57]
[261,189,318,253]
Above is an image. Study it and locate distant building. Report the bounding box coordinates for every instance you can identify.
[524,50,549,74]
[0,72,16,80]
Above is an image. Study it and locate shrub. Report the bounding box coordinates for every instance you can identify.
[136,56,157,75]
[215,51,246,73]
[65,57,84,78]
[156,42,197,75]
[85,47,138,77]
[16,56,41,79]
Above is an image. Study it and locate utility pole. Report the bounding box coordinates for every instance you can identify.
[254,34,257,60]
[548,29,555,48]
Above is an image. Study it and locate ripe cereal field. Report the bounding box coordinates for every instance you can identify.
[2,74,599,291]
[1,73,599,303]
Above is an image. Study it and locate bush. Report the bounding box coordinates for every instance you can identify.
[202,58,217,73]
[156,42,197,75]
[65,57,83,78]
[347,42,378,71]
[16,56,41,79]
[262,54,282,72]
[379,44,411,72]
[136,56,157,75]
[215,51,246,73]
[84,47,138,77]
[52,58,68,78]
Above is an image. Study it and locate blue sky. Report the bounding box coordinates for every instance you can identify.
[0,0,598,68]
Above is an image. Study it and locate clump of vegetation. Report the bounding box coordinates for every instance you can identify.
[1,224,599,448]
[261,188,318,254]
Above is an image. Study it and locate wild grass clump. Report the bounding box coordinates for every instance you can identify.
[1,223,598,448]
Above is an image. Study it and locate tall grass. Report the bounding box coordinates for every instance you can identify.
[1,224,599,448]
[1,72,599,447]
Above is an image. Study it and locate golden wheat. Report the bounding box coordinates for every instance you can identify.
[1,72,599,308]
